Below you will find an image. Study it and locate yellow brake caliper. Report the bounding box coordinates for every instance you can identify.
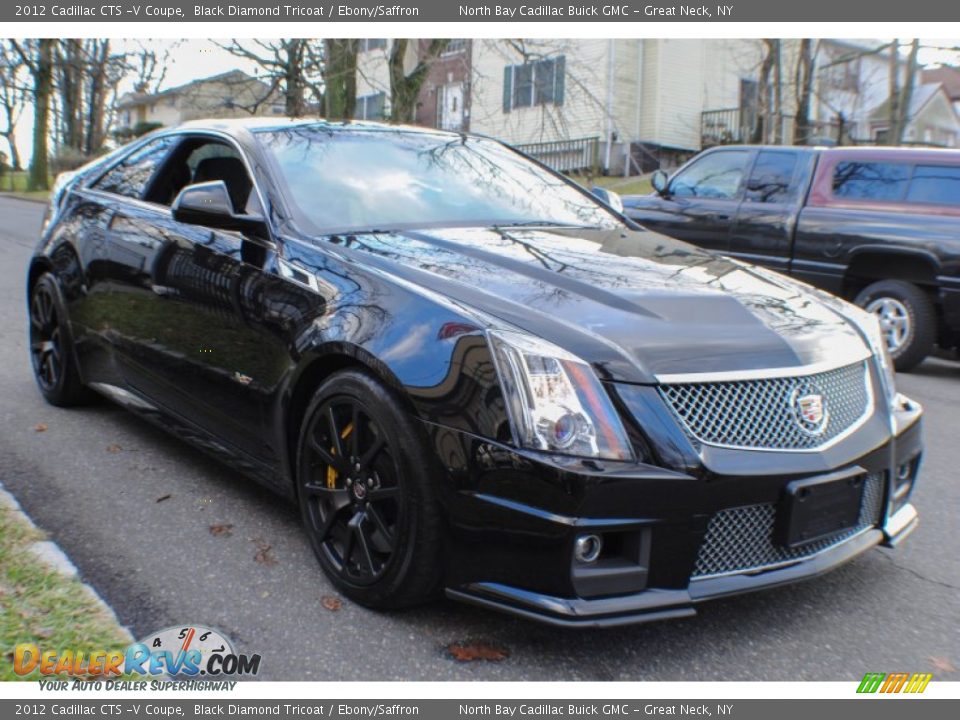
[326,422,354,489]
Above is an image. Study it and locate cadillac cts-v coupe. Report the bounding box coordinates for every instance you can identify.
[28,119,922,627]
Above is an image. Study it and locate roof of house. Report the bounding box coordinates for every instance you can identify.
[117,70,263,109]
[922,66,960,101]
[869,82,952,121]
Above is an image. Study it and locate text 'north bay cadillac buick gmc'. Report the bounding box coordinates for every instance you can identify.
[624,145,960,372]
[28,119,922,627]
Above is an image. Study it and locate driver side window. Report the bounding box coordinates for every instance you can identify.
[144,138,261,215]
[670,150,750,200]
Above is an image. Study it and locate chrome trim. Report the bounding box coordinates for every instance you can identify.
[693,525,876,581]
[662,361,876,454]
[655,347,872,385]
[883,503,918,546]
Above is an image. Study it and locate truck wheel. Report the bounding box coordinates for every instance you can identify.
[854,280,936,372]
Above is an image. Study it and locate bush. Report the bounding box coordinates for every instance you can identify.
[50,148,96,173]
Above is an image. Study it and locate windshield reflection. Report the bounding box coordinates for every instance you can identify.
[255,126,620,235]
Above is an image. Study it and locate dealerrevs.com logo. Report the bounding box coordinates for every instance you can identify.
[857,672,933,694]
[14,625,261,680]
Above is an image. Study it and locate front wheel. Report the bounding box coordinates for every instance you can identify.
[28,273,95,407]
[854,279,936,372]
[296,369,442,609]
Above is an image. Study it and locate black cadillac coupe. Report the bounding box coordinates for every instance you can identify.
[28,119,922,627]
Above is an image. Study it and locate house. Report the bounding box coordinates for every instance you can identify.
[922,65,960,115]
[353,38,472,131]
[351,39,960,175]
[115,70,285,132]
[868,82,960,147]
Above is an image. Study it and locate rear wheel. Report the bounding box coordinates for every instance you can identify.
[296,370,442,608]
[854,280,936,372]
[28,273,94,407]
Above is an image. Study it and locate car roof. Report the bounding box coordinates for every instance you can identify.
[705,143,960,160]
[174,116,468,139]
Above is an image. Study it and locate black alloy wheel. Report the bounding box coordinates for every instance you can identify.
[29,273,94,407]
[297,370,442,608]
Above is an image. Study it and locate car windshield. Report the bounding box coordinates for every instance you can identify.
[255,126,621,234]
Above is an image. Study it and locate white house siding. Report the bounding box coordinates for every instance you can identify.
[468,39,611,146]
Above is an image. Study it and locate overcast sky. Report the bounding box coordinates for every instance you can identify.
[7,38,960,165]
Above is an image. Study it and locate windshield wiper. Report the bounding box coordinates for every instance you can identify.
[491,220,603,230]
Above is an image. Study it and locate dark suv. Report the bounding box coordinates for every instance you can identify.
[623,146,960,370]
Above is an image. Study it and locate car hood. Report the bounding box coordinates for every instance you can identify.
[325,225,868,383]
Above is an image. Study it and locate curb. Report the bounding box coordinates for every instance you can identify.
[0,481,133,643]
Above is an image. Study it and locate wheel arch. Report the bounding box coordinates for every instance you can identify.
[280,342,422,499]
[843,248,941,300]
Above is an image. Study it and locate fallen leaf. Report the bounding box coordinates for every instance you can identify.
[155,494,172,503]
[106,444,122,453]
[930,656,957,674]
[253,541,276,566]
[446,640,510,663]
[209,523,233,537]
[34,423,47,433]
[321,595,342,611]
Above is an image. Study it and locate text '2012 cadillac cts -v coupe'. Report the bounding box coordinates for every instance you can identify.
[28,119,922,627]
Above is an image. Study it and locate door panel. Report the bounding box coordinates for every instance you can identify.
[635,149,752,254]
[728,149,807,273]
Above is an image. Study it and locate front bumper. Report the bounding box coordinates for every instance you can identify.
[430,389,923,628]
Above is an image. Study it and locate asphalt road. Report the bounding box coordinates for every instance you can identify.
[1,195,958,681]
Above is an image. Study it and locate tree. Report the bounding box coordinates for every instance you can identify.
[750,40,779,143]
[215,39,324,116]
[0,41,28,171]
[12,39,55,191]
[323,39,357,120]
[892,39,920,145]
[793,39,815,145]
[388,39,449,123]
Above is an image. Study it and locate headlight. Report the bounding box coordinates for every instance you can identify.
[488,330,633,461]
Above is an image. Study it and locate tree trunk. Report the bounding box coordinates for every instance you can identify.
[894,39,919,145]
[772,40,783,144]
[3,134,22,171]
[888,40,900,145]
[389,39,448,123]
[58,39,85,153]
[84,40,110,155]
[794,39,814,145]
[323,39,357,121]
[29,40,54,191]
[751,40,775,143]
[284,40,306,116]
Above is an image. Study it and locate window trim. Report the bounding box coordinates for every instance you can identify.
[667,148,753,202]
[84,129,275,242]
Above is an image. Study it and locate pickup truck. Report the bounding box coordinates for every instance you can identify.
[622,145,960,370]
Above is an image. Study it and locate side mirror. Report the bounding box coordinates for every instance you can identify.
[591,186,624,214]
[172,181,267,236]
[651,169,669,196]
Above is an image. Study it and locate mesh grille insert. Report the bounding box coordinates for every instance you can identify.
[660,361,871,451]
[691,472,886,578]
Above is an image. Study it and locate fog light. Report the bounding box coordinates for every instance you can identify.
[574,534,602,563]
[897,462,912,482]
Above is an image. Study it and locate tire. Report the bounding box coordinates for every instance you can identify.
[854,279,936,372]
[28,273,96,407]
[295,369,443,609]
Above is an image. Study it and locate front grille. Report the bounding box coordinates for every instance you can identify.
[691,471,886,578]
[659,361,871,451]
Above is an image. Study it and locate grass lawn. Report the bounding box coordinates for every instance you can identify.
[0,494,131,681]
[0,170,51,202]
[567,172,653,197]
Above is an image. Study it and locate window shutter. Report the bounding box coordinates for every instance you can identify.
[554,56,566,106]
[503,66,513,113]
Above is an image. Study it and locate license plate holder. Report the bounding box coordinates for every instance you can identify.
[776,472,865,549]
